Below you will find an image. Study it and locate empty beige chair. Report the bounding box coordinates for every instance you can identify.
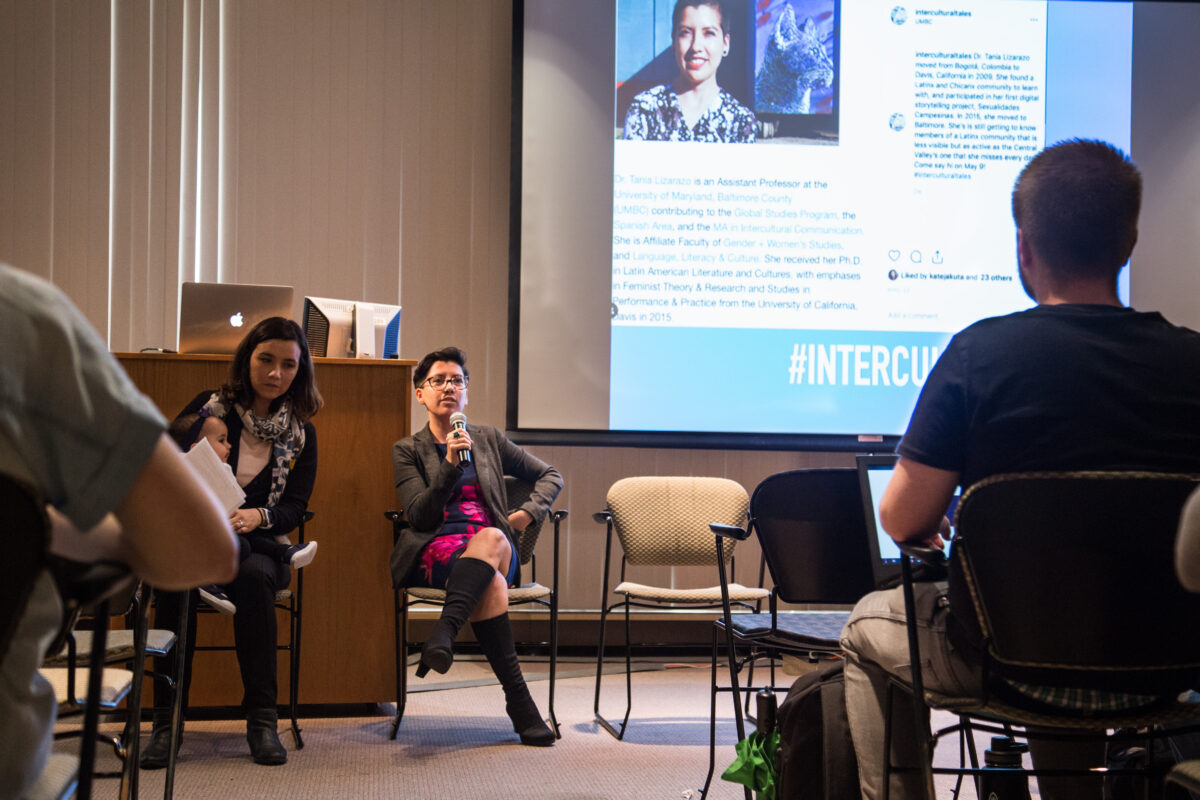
[593,476,767,740]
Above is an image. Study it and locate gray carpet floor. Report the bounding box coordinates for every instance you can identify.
[71,659,1030,799]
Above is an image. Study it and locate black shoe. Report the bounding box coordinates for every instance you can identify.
[246,708,287,765]
[414,557,497,678]
[507,698,556,747]
[416,625,455,677]
[140,723,180,770]
[470,613,556,747]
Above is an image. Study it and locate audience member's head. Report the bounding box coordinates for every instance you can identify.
[1011,138,1141,284]
[413,346,469,389]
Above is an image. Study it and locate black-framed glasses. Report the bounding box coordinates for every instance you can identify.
[423,375,468,390]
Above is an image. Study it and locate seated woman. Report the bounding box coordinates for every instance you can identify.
[167,411,318,616]
[623,0,755,143]
[143,316,322,768]
[391,346,563,746]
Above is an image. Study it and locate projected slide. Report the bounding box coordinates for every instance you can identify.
[608,0,1131,435]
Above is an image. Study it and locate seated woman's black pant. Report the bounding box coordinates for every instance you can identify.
[152,552,291,713]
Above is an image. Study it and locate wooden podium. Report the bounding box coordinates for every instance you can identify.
[117,353,413,706]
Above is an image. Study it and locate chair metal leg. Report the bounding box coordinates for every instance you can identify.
[701,619,752,799]
[547,590,560,738]
[900,555,937,800]
[287,583,303,749]
[621,601,633,729]
[391,594,408,739]
[592,599,607,726]
[78,598,111,800]
[883,681,896,800]
[962,719,981,800]
[702,627,721,798]
[593,598,633,740]
[163,591,190,800]
[118,592,150,800]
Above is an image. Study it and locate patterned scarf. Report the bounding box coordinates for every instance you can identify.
[201,392,304,508]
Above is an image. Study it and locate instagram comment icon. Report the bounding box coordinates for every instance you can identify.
[889,113,905,132]
[891,6,907,25]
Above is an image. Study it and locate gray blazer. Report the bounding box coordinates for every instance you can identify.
[390,423,562,587]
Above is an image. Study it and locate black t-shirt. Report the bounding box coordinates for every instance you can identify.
[900,303,1200,661]
[900,304,1200,489]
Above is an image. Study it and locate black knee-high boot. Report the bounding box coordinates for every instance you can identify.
[471,613,556,746]
[417,556,497,677]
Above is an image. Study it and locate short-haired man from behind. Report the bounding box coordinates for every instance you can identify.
[0,263,238,798]
[840,140,1200,800]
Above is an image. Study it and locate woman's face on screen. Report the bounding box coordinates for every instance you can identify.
[673,4,729,89]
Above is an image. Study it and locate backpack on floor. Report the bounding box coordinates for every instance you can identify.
[775,659,861,800]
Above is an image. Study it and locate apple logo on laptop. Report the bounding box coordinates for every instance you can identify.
[230,312,244,328]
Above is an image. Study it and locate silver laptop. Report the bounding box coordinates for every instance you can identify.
[178,282,295,354]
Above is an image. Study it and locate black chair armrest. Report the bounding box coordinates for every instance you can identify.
[552,509,569,522]
[47,557,134,609]
[896,541,949,582]
[896,541,946,566]
[296,510,314,544]
[44,557,134,659]
[592,510,611,524]
[709,522,750,541]
[384,511,408,545]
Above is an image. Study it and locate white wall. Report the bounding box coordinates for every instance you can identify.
[1130,4,1200,329]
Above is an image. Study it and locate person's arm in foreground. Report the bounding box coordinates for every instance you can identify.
[879,456,958,547]
[49,435,238,588]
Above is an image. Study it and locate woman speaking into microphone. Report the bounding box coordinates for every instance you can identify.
[391,346,562,746]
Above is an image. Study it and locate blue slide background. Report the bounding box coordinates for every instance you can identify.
[610,326,954,434]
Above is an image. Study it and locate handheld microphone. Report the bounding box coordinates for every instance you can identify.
[449,412,471,465]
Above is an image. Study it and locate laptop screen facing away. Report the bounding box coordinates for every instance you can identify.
[178,282,295,355]
[856,453,956,588]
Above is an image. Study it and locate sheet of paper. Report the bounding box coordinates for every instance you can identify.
[183,436,246,514]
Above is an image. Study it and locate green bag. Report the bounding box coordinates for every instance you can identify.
[722,728,781,800]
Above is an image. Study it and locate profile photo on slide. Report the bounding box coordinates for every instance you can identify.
[616,0,757,143]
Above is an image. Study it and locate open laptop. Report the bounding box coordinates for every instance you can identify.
[178,282,294,354]
[856,453,955,588]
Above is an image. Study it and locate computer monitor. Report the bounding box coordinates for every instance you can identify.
[302,296,401,359]
[302,297,356,358]
[354,302,401,359]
